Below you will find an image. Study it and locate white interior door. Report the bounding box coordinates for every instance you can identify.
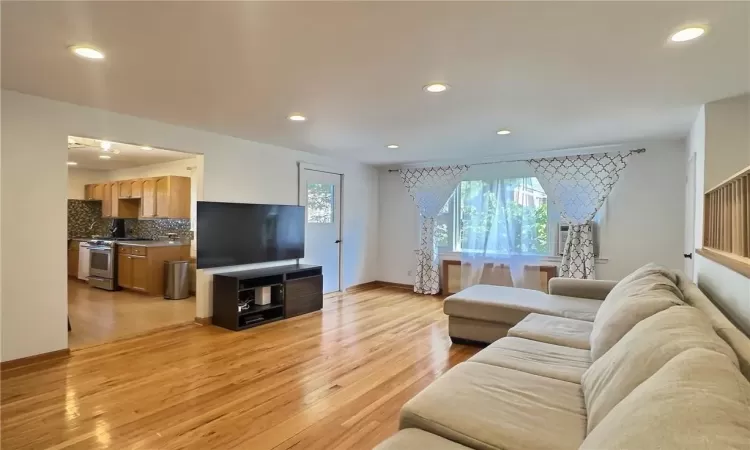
[684,154,696,278]
[299,169,342,293]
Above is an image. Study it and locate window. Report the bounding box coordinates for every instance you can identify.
[306,183,334,223]
[437,177,550,255]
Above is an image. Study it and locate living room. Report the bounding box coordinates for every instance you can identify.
[1,1,749,449]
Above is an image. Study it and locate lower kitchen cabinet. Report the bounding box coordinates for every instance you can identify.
[117,244,190,296]
[68,241,79,277]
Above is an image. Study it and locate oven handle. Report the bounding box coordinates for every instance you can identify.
[88,246,113,252]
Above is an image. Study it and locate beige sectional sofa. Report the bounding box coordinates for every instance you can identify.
[375,264,750,450]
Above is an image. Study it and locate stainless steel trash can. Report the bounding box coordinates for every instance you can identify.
[164,260,190,299]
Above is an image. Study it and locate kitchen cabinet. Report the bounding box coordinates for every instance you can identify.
[109,182,139,219]
[84,184,104,201]
[130,256,149,292]
[67,241,80,277]
[117,244,190,295]
[84,176,190,219]
[117,253,132,288]
[102,183,112,217]
[140,179,157,218]
[118,179,143,199]
[118,180,131,199]
[141,176,190,219]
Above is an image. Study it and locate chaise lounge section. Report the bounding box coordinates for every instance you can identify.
[375,263,750,450]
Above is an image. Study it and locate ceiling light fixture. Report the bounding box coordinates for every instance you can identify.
[497,130,511,135]
[67,161,78,166]
[670,26,706,42]
[100,140,112,151]
[288,114,307,122]
[423,83,449,93]
[141,146,152,151]
[69,45,105,60]
[99,155,111,160]
[386,144,400,149]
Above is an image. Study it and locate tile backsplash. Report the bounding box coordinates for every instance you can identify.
[68,199,193,240]
[124,218,192,240]
[68,200,110,237]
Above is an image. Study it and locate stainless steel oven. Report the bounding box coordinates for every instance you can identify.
[88,241,117,290]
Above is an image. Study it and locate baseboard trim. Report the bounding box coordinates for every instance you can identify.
[376,281,415,291]
[1,348,71,370]
[195,316,212,326]
[344,281,382,293]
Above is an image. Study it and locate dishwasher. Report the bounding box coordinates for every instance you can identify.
[78,241,91,281]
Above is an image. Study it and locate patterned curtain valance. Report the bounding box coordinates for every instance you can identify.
[400,165,469,217]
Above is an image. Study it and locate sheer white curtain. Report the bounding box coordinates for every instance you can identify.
[458,176,548,291]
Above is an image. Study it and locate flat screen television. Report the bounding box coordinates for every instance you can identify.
[197,201,305,269]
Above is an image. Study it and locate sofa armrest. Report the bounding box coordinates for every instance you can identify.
[548,278,618,301]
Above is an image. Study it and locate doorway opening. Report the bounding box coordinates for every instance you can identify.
[298,166,343,294]
[66,136,203,349]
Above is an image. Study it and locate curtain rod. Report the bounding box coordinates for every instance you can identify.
[387,148,646,173]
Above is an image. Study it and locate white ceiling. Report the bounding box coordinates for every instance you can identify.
[2,2,748,165]
[68,136,194,170]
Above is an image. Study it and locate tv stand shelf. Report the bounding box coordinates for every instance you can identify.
[212,264,323,331]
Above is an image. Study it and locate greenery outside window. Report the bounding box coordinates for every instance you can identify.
[436,177,550,256]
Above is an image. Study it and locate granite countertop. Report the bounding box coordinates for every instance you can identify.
[117,240,191,248]
[67,237,190,247]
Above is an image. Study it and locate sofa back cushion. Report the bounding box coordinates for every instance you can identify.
[590,263,684,360]
[580,348,750,449]
[582,306,739,432]
[603,262,683,302]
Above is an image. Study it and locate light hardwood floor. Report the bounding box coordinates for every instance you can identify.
[2,286,478,450]
[68,279,196,349]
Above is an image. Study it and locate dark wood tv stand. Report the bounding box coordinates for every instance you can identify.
[212,264,323,331]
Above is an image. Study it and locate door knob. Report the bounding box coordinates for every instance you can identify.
[683,253,693,259]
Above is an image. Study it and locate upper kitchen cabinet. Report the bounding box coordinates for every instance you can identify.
[110,183,140,219]
[101,183,112,217]
[84,184,104,201]
[118,179,142,199]
[141,176,190,219]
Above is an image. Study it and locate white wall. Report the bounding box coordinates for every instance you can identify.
[67,167,108,200]
[377,139,686,285]
[704,94,750,190]
[690,94,750,331]
[1,90,378,362]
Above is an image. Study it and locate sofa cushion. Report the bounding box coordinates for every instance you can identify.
[508,313,593,349]
[400,362,586,450]
[444,285,601,326]
[582,306,739,432]
[590,265,685,361]
[603,262,684,302]
[469,337,591,383]
[580,348,750,450]
[374,429,472,450]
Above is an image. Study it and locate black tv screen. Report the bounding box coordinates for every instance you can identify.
[196,201,305,269]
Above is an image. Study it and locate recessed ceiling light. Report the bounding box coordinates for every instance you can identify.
[423,83,449,93]
[99,155,111,160]
[386,144,400,149]
[141,146,152,151]
[497,130,511,135]
[67,161,78,166]
[100,140,112,151]
[670,26,706,42]
[69,45,105,60]
[288,114,307,122]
